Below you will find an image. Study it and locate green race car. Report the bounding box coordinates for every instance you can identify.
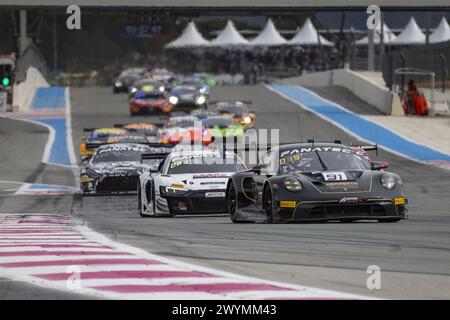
[193,73,217,87]
[201,115,245,139]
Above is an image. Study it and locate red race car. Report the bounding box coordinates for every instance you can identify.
[160,116,212,145]
[129,80,173,115]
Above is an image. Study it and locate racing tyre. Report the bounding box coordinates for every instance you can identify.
[137,184,147,218]
[263,186,274,224]
[228,182,243,223]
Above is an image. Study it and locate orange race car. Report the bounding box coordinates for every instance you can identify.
[166,127,213,146]
[211,100,256,129]
[160,116,212,145]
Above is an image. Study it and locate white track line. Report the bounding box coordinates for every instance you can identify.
[65,87,80,188]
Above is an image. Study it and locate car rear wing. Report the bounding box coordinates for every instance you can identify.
[306,139,344,144]
[209,100,253,105]
[114,123,166,130]
[350,144,378,152]
[85,141,174,150]
[113,124,137,132]
[350,144,379,159]
[85,142,105,150]
[358,144,378,152]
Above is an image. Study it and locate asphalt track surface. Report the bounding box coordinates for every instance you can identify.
[1,85,450,299]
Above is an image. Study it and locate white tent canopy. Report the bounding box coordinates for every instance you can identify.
[166,21,210,48]
[288,18,334,46]
[390,17,426,45]
[210,20,249,47]
[355,22,396,45]
[430,17,450,43]
[250,19,287,46]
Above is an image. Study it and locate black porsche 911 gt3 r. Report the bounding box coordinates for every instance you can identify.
[80,143,166,195]
[226,142,407,223]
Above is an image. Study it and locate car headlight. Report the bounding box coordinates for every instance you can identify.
[80,175,96,183]
[381,174,395,189]
[283,177,302,192]
[115,81,122,87]
[169,96,179,105]
[160,186,188,196]
[243,117,252,124]
[159,86,165,92]
[196,96,206,105]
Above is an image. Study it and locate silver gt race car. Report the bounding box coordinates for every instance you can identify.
[80,143,165,195]
[137,147,246,217]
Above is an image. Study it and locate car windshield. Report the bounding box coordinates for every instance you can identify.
[202,117,234,128]
[88,130,127,142]
[182,81,203,88]
[168,155,245,174]
[92,147,144,163]
[136,81,160,88]
[134,92,164,100]
[167,119,197,128]
[151,69,169,76]
[278,149,370,174]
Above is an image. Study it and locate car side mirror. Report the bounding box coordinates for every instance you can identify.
[371,161,389,170]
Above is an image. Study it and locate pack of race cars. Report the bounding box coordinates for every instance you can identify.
[80,68,408,223]
[114,68,212,116]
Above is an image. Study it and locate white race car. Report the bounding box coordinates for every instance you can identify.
[137,146,246,217]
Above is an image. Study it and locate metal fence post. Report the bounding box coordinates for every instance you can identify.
[440,53,447,93]
[400,53,406,96]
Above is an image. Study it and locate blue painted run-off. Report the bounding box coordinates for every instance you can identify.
[30,87,66,110]
[28,86,71,166]
[35,118,70,166]
[270,84,450,162]
[29,184,71,190]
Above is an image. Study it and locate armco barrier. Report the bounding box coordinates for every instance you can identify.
[282,68,395,115]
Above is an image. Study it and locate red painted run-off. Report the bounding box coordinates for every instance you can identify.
[0,229,75,234]
[0,258,164,268]
[0,250,132,257]
[35,270,215,280]
[91,283,292,294]
[0,214,356,299]
[0,244,111,249]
